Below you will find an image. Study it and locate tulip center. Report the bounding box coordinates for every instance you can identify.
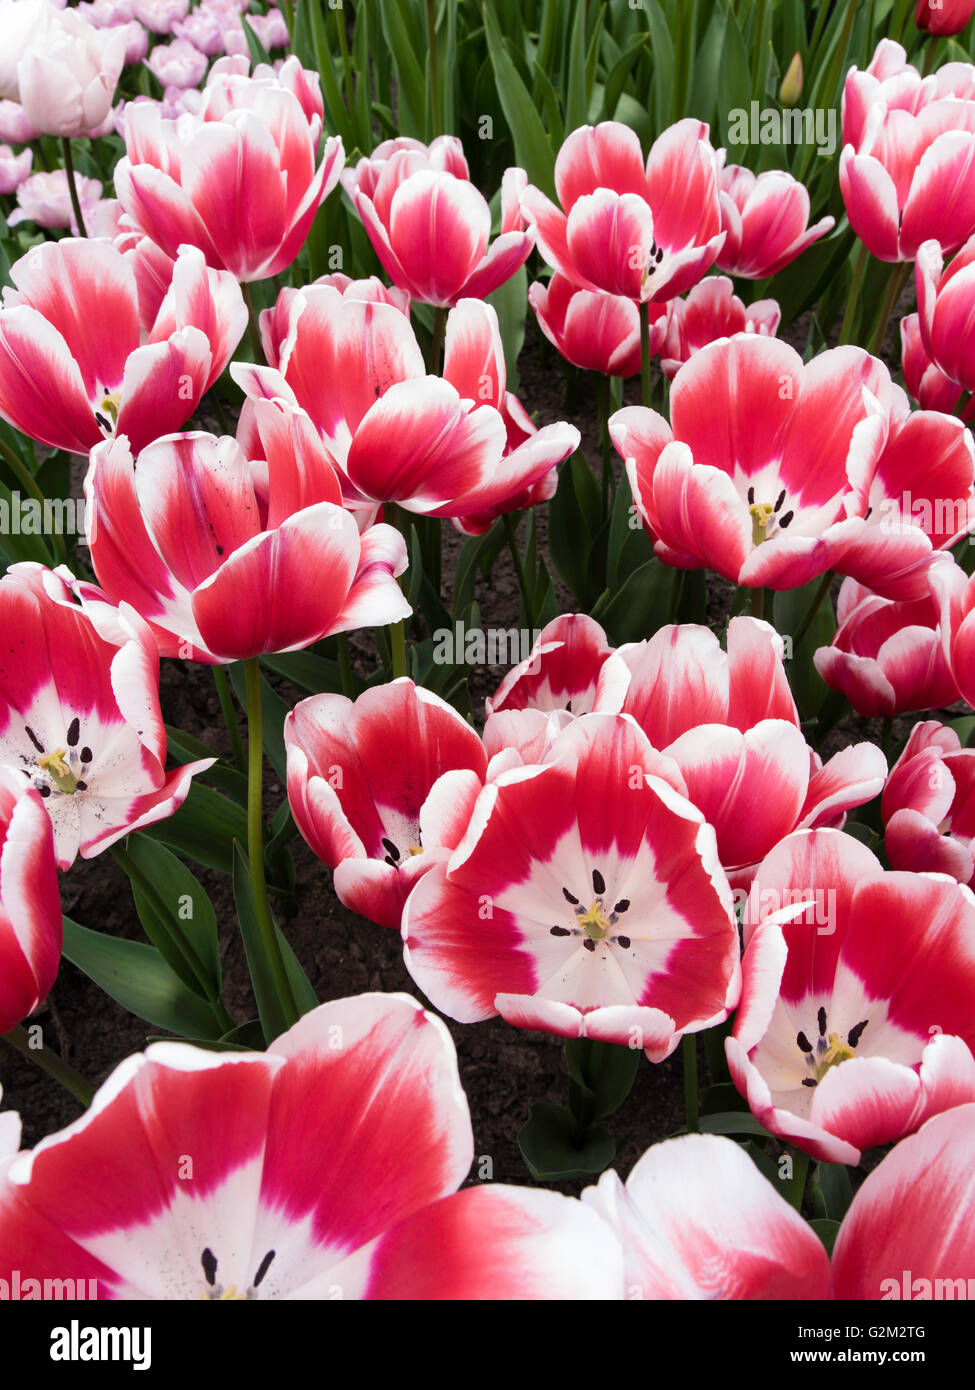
[23,720,93,799]
[37,748,80,795]
[201,1247,274,1301]
[746,486,795,546]
[796,1006,868,1089]
[381,835,422,867]
[577,900,611,941]
[549,869,634,952]
[95,388,121,437]
[749,502,774,547]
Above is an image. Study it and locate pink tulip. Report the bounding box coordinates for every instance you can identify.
[145,37,207,90]
[131,0,189,32]
[716,161,834,279]
[15,5,127,138]
[0,564,213,868]
[487,614,614,717]
[248,8,289,51]
[344,135,534,307]
[7,169,103,231]
[815,575,962,716]
[917,234,975,393]
[929,551,975,704]
[727,828,975,1164]
[660,276,780,379]
[115,59,342,281]
[0,100,40,144]
[916,0,975,35]
[0,237,246,455]
[882,720,975,883]
[0,770,61,1035]
[901,310,966,413]
[0,995,623,1298]
[528,274,648,378]
[0,144,31,196]
[843,40,975,164]
[521,119,724,303]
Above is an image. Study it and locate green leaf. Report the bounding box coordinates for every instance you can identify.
[263,648,344,696]
[62,917,224,1039]
[564,1037,641,1121]
[144,780,248,876]
[563,0,589,133]
[773,576,836,722]
[811,1160,854,1222]
[717,6,752,148]
[684,1110,774,1138]
[596,557,679,645]
[644,0,674,134]
[232,843,317,1045]
[549,454,598,605]
[809,1217,841,1256]
[483,1,557,199]
[380,0,428,136]
[740,1138,780,1187]
[124,835,222,1001]
[240,14,271,66]
[518,1101,616,1181]
[164,724,248,805]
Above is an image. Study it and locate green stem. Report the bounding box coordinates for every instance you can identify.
[822,0,859,108]
[428,304,447,376]
[597,374,614,516]
[503,511,533,628]
[639,299,653,409]
[60,137,88,237]
[334,0,355,115]
[751,586,765,622]
[212,665,245,773]
[870,262,911,357]
[2,1024,94,1107]
[794,570,834,649]
[390,620,408,679]
[0,435,67,565]
[242,281,263,362]
[922,37,939,78]
[337,632,354,698]
[281,0,294,37]
[751,0,767,95]
[426,0,441,137]
[788,1147,811,1212]
[683,1033,699,1133]
[838,242,871,345]
[244,658,299,1029]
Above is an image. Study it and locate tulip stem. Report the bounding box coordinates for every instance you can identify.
[504,511,534,628]
[429,305,447,376]
[0,436,67,565]
[426,0,441,138]
[751,586,765,622]
[3,1024,94,1108]
[788,1147,811,1212]
[212,665,246,772]
[639,300,653,409]
[682,1033,699,1133]
[334,0,355,116]
[794,570,834,649]
[337,632,355,698]
[244,658,299,1031]
[60,138,88,238]
[389,621,408,679]
[822,0,858,108]
[751,0,767,96]
[870,262,911,358]
[597,374,615,514]
[922,38,940,78]
[838,242,870,346]
[242,281,263,362]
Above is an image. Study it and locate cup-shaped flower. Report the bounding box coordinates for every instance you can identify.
[0,771,61,1035]
[402,713,741,1059]
[715,162,834,279]
[0,1,125,137]
[901,310,966,413]
[528,274,646,378]
[660,276,780,380]
[917,235,975,393]
[915,0,975,36]
[928,551,975,704]
[84,422,411,663]
[814,575,962,716]
[882,721,975,884]
[342,135,533,307]
[0,994,623,1299]
[583,1133,830,1300]
[114,58,343,281]
[610,335,900,590]
[726,829,975,1164]
[0,144,31,197]
[0,237,246,455]
[146,37,208,91]
[521,120,724,303]
[285,680,487,931]
[831,1103,975,1297]
[0,564,213,869]
[6,169,102,232]
[487,614,614,718]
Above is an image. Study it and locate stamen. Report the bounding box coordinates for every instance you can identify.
[614,899,630,913]
[818,1006,827,1037]
[796,1031,813,1053]
[550,926,572,937]
[24,725,44,754]
[66,717,80,747]
[252,1250,275,1288]
[592,869,605,896]
[562,887,580,906]
[201,1248,218,1287]
[847,1020,868,1049]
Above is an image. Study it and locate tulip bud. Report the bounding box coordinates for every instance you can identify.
[779,51,803,107]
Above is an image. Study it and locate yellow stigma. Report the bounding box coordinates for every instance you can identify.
[38,748,79,794]
[817,1032,855,1078]
[750,502,774,547]
[577,899,611,942]
[99,392,121,426]
[407,844,423,857]
[202,1284,246,1301]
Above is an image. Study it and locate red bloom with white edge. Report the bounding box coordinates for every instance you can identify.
[915,0,975,36]
[929,551,975,705]
[726,829,975,1165]
[814,576,962,717]
[528,274,649,378]
[487,614,614,718]
[901,311,967,414]
[610,335,904,590]
[715,161,834,279]
[521,120,724,304]
[114,61,343,281]
[0,565,212,870]
[0,994,623,1300]
[583,1133,830,1300]
[593,620,886,882]
[0,237,246,456]
[285,680,487,931]
[659,276,780,380]
[831,1103,975,1298]
[84,422,410,664]
[403,713,741,1059]
[233,292,579,529]
[0,771,61,1035]
[343,135,533,307]
[882,721,975,885]
[917,236,975,394]
[259,272,410,368]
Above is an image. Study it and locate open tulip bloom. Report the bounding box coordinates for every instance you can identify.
[0,770,61,1035]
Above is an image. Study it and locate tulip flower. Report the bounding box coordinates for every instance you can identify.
[6,169,102,232]
[259,272,410,369]
[929,550,975,704]
[0,994,623,1299]
[286,680,488,931]
[0,564,213,869]
[487,614,614,717]
[84,420,411,663]
[131,0,189,31]
[527,275,648,378]
[0,237,247,456]
[584,1133,830,1300]
[0,770,61,1036]
[882,721,975,884]
[146,38,208,90]
[403,712,741,1058]
[915,0,975,36]
[0,100,41,144]
[7,3,127,138]
[115,59,343,281]
[726,829,975,1164]
[610,335,901,590]
[592,620,886,882]
[916,235,975,393]
[814,576,962,716]
[660,276,780,379]
[343,136,533,307]
[901,311,966,414]
[831,1103,975,1298]
[715,162,834,279]
[0,144,31,196]
[521,119,724,303]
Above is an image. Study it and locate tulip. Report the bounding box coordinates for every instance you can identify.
[131,0,189,32]
[0,995,623,1299]
[882,721,975,883]
[916,235,975,394]
[660,276,780,379]
[0,144,31,196]
[15,5,127,139]
[901,311,966,413]
[915,0,975,36]
[145,38,208,90]
[715,162,834,279]
[6,169,102,232]
[487,614,614,717]
[0,771,61,1036]
[528,274,647,378]
[0,237,247,456]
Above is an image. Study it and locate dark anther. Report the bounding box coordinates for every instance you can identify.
[747,486,755,505]
[801,1077,817,1088]
[774,489,786,513]
[252,1250,276,1288]
[796,1031,813,1053]
[616,935,631,949]
[778,510,794,529]
[818,1007,827,1036]
[550,926,572,937]
[81,747,93,764]
[614,899,630,913]
[562,887,580,905]
[583,938,597,953]
[39,785,51,798]
[76,780,87,791]
[847,1020,869,1049]
[95,412,112,433]
[25,725,44,753]
[592,869,605,896]
[201,1248,218,1287]
[381,838,400,860]
[66,717,80,747]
